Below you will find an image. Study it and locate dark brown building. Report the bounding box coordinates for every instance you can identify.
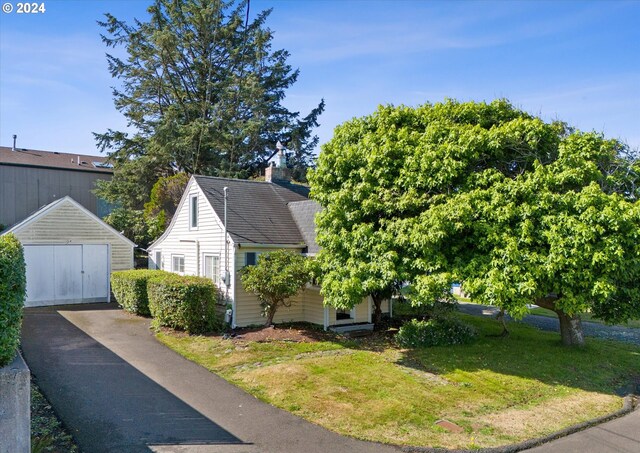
[0,146,114,228]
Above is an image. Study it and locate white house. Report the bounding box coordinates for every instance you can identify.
[148,168,389,329]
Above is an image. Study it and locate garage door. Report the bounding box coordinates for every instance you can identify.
[24,244,110,307]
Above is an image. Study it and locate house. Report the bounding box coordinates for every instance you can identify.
[148,167,389,329]
[1,196,134,307]
[0,143,114,228]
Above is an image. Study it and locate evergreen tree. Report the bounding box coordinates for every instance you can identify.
[95,0,324,207]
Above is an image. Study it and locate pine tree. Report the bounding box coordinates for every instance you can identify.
[95,0,324,207]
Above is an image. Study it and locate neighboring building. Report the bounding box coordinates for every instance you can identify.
[148,168,389,329]
[0,145,114,228]
[1,197,135,307]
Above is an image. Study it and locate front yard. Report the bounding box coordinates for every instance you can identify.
[157,314,640,450]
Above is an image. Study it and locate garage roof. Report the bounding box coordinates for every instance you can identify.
[2,196,136,248]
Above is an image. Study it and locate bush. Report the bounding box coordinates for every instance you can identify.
[148,275,220,334]
[0,234,26,366]
[111,270,171,316]
[396,317,477,348]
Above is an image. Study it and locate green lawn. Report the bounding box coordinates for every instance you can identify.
[157,315,640,449]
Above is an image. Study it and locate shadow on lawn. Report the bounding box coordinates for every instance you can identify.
[387,313,640,397]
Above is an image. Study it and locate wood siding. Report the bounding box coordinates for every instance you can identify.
[148,181,233,300]
[0,165,111,227]
[150,179,390,328]
[233,246,305,326]
[14,202,133,271]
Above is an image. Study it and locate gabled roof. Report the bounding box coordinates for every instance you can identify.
[194,175,308,246]
[0,146,113,174]
[288,200,322,255]
[1,196,136,247]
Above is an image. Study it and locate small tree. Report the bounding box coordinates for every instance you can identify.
[240,250,310,326]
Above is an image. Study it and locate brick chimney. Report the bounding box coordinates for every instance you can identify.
[265,164,292,183]
[265,141,292,183]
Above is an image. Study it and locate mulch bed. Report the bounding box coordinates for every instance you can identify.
[228,324,337,343]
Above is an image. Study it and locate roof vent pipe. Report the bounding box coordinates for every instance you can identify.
[12,134,17,151]
[223,187,230,289]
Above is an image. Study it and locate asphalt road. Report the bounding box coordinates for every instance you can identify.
[457,302,640,347]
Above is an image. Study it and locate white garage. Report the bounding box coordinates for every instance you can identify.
[2,196,135,307]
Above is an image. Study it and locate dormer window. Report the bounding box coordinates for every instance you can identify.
[190,194,198,229]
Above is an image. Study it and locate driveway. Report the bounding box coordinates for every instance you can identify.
[21,303,399,453]
[22,303,639,453]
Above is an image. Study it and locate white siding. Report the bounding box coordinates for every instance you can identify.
[14,201,132,271]
[150,179,391,328]
[149,180,232,299]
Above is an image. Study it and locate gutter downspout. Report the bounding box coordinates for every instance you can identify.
[224,187,229,295]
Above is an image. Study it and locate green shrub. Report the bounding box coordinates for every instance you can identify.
[111,270,172,316]
[396,317,477,348]
[0,234,26,366]
[148,275,220,334]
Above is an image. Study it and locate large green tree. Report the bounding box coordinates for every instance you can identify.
[95,0,324,208]
[309,100,640,345]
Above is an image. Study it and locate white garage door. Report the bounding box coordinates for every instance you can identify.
[24,244,110,307]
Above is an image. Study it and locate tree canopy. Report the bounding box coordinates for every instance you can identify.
[309,99,640,345]
[95,0,324,208]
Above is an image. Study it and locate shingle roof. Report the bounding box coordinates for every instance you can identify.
[194,175,308,245]
[0,146,113,174]
[288,200,322,254]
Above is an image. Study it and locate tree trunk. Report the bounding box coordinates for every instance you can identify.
[496,308,509,337]
[535,295,585,347]
[265,304,277,326]
[371,294,384,325]
[557,312,585,347]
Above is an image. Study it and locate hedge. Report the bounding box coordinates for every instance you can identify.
[396,317,478,348]
[148,275,220,334]
[111,269,172,316]
[0,234,26,366]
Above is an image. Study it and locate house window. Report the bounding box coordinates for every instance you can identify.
[204,254,220,284]
[190,195,198,229]
[155,251,162,270]
[245,252,257,266]
[172,255,185,273]
[336,308,355,321]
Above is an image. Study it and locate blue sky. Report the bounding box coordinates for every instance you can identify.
[1,0,638,157]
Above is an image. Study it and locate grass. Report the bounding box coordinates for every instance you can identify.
[31,379,79,453]
[527,307,640,329]
[157,315,640,450]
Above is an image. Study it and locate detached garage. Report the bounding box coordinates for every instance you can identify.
[2,196,135,307]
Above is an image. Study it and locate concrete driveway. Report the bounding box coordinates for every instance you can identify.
[21,303,399,453]
[21,303,639,453]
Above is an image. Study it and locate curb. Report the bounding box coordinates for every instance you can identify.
[400,393,638,453]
